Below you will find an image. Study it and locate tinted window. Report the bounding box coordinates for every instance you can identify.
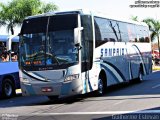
[110,20,122,41]
[127,24,136,42]
[0,42,8,62]
[19,14,79,71]
[118,22,128,42]
[0,42,6,55]
[142,26,150,42]
[94,17,149,46]
[135,25,149,42]
[48,14,78,31]
[81,15,93,72]
[12,42,19,53]
[21,17,48,34]
[94,17,118,47]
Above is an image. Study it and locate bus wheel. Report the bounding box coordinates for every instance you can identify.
[2,78,16,98]
[138,68,143,82]
[96,78,105,96]
[137,66,144,83]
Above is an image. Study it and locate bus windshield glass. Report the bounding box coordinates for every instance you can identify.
[19,14,78,69]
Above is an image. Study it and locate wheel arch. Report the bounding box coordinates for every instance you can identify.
[139,62,145,75]
[2,74,16,87]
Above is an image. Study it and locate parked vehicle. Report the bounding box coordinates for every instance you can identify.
[152,50,160,65]
[0,35,20,98]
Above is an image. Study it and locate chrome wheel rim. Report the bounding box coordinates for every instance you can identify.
[98,79,103,94]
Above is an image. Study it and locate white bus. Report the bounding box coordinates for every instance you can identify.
[0,35,20,98]
[18,10,152,99]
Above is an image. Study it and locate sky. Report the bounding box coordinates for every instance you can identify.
[0,0,160,35]
[43,0,160,20]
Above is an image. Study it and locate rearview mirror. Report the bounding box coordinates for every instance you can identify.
[75,43,82,50]
[74,27,83,43]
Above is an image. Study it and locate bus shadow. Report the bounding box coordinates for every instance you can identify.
[35,93,92,105]
[71,71,160,103]
[103,71,160,96]
[37,75,160,105]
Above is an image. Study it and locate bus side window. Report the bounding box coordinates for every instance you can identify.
[11,53,18,62]
[0,53,9,62]
[0,55,2,62]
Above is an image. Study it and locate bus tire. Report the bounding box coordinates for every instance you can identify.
[2,78,16,98]
[138,67,143,82]
[96,72,107,96]
[136,65,144,83]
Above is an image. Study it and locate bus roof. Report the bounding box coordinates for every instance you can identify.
[25,9,148,27]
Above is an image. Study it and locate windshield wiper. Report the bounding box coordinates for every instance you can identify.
[47,52,60,65]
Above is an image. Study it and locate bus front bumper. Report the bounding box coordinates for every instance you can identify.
[20,79,83,97]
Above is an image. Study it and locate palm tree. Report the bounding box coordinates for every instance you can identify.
[143,18,160,57]
[0,0,58,35]
[131,15,139,22]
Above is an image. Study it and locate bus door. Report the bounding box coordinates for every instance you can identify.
[80,15,94,93]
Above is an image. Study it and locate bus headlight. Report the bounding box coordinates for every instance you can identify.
[20,77,30,83]
[64,74,79,82]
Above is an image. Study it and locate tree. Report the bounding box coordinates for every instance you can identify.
[143,18,160,57]
[131,15,139,22]
[0,0,58,35]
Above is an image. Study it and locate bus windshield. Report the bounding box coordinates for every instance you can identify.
[19,14,78,70]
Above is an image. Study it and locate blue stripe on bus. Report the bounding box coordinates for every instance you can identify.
[83,75,93,93]
[103,61,127,82]
[88,78,93,91]
[83,78,87,93]
[132,44,147,75]
[100,64,120,83]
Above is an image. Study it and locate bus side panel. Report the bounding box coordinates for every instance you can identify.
[0,62,20,96]
[81,62,100,94]
[0,62,19,75]
[12,72,20,89]
[0,76,3,96]
[137,43,152,75]
[94,42,130,87]
[127,43,140,79]
[127,43,152,79]
[0,72,20,93]
[101,56,129,86]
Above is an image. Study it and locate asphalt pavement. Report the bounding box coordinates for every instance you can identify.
[1,71,160,120]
